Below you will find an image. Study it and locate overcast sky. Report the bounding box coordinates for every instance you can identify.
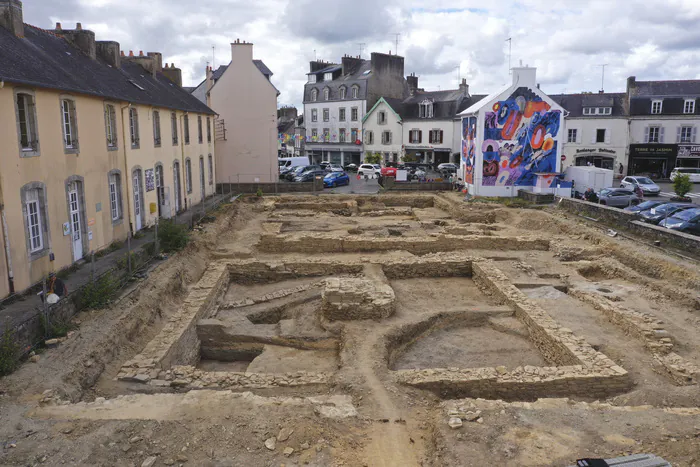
[25,0,700,109]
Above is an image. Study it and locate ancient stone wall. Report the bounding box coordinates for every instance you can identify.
[321,278,395,321]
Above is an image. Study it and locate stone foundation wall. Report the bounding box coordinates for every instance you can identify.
[321,278,396,321]
[274,200,357,212]
[432,195,498,224]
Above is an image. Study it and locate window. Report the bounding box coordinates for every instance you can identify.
[171,112,178,145]
[339,108,346,122]
[323,128,330,141]
[108,171,123,222]
[208,154,214,184]
[340,87,346,99]
[419,100,433,118]
[185,158,192,193]
[323,108,329,122]
[25,190,43,252]
[16,92,39,154]
[429,130,443,144]
[323,88,330,100]
[684,99,696,114]
[21,183,48,258]
[309,74,317,83]
[382,130,392,145]
[567,129,577,143]
[409,129,422,144]
[311,128,318,139]
[378,111,386,125]
[647,126,661,143]
[339,128,346,143]
[207,117,212,142]
[351,107,358,121]
[311,109,318,122]
[651,100,662,114]
[680,126,693,143]
[365,130,374,145]
[583,108,591,115]
[351,128,358,142]
[311,89,318,102]
[61,98,78,150]
[352,86,359,99]
[324,72,333,81]
[153,110,161,147]
[184,115,190,144]
[197,115,203,143]
[605,107,612,115]
[104,104,117,149]
[129,107,139,148]
[596,129,606,143]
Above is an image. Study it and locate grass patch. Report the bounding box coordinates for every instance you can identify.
[0,329,21,376]
[40,314,75,339]
[157,220,189,253]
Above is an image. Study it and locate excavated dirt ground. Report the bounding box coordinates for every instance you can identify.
[1,193,700,467]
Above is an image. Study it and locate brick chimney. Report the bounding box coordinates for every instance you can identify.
[0,0,23,38]
[56,22,97,60]
[231,38,253,68]
[309,60,330,73]
[162,63,183,87]
[407,73,418,95]
[96,40,121,67]
[147,52,163,73]
[342,55,363,76]
[459,78,469,97]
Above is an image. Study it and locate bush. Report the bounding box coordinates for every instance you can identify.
[0,329,21,376]
[40,314,74,339]
[256,188,264,197]
[142,241,156,257]
[157,219,189,253]
[364,151,382,165]
[673,173,693,198]
[80,272,120,310]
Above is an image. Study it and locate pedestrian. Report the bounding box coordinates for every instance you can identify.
[634,183,644,200]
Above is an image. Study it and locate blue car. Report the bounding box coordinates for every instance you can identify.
[658,208,700,235]
[324,171,350,188]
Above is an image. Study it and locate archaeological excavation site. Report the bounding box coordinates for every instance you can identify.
[2,192,700,466]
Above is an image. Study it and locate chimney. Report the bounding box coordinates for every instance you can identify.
[626,76,637,96]
[342,55,363,76]
[511,66,537,88]
[123,49,159,78]
[147,52,163,73]
[55,22,61,30]
[459,78,469,97]
[407,73,418,95]
[309,60,330,73]
[162,63,182,87]
[0,0,24,38]
[96,40,121,68]
[56,24,97,60]
[231,39,253,66]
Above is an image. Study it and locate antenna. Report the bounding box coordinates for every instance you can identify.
[392,33,401,55]
[357,43,365,58]
[454,65,460,85]
[505,38,512,74]
[212,45,215,69]
[314,49,317,60]
[597,64,608,92]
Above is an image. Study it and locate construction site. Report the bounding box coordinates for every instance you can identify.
[1,192,700,466]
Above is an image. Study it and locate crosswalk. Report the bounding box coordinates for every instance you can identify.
[659,192,700,199]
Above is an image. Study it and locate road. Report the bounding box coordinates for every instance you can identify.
[323,173,381,194]
[652,182,700,204]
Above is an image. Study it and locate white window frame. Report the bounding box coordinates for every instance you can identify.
[129,107,140,147]
[17,92,38,152]
[339,108,346,122]
[153,110,162,146]
[323,88,330,100]
[339,128,346,143]
[311,108,318,122]
[378,111,386,125]
[62,99,76,149]
[410,129,421,143]
[684,99,695,114]
[208,154,214,185]
[365,130,374,145]
[109,173,121,221]
[25,193,43,253]
[651,100,663,115]
[680,125,693,143]
[309,74,316,84]
[567,129,577,143]
[105,104,117,148]
[351,128,358,142]
[311,129,318,139]
[324,72,332,81]
[171,112,178,145]
[323,108,329,122]
[648,126,660,143]
[323,128,330,141]
[382,130,392,145]
[351,107,358,121]
[311,89,318,102]
[185,158,192,193]
[340,87,346,99]
[419,100,434,119]
[352,86,359,99]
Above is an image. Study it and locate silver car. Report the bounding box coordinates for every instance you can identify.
[598,188,641,208]
[620,176,661,195]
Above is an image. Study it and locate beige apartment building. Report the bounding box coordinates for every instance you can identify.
[0,0,216,298]
[192,40,279,183]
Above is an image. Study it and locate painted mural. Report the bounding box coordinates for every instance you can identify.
[461,117,477,184]
[482,87,561,186]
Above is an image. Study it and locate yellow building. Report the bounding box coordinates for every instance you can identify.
[0,1,216,298]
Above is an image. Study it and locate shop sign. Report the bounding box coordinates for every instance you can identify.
[576,148,616,155]
[629,144,676,158]
[678,145,700,158]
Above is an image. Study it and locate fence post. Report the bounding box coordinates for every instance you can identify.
[238,174,240,194]
[127,232,132,275]
[42,277,49,340]
[90,251,95,283]
[154,219,159,257]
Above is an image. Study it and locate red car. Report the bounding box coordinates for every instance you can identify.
[380,166,397,177]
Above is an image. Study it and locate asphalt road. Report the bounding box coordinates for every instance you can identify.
[323,172,381,194]
[647,182,700,204]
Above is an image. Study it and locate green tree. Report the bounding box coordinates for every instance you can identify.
[673,173,693,198]
[364,151,382,165]
[401,153,418,163]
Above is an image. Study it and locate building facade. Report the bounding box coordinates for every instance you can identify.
[0,2,215,299]
[361,97,404,164]
[277,106,298,157]
[192,40,279,183]
[303,53,407,165]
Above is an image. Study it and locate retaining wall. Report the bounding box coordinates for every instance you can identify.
[381,177,452,191]
[216,179,324,195]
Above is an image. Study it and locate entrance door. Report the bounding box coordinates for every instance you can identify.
[173,162,181,212]
[155,164,165,217]
[133,170,143,231]
[68,182,83,262]
[199,157,205,201]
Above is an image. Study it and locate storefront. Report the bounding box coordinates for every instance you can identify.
[573,148,617,170]
[677,145,700,168]
[629,144,677,178]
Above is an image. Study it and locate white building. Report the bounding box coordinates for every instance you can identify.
[361,97,404,163]
[459,67,565,197]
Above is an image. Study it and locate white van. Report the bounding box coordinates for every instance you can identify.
[278,157,310,177]
[670,167,700,183]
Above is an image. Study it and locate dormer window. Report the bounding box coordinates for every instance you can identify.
[323,87,330,100]
[684,99,695,114]
[311,89,318,102]
[352,86,359,99]
[419,100,433,119]
[583,107,612,115]
[324,72,333,81]
[309,74,317,84]
[339,87,347,99]
[651,100,663,114]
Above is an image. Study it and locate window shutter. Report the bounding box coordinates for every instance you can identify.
[429,131,433,144]
[644,127,649,143]
[605,130,610,144]
[659,126,665,143]
[676,126,682,143]
[693,126,698,143]
[440,130,444,144]
[419,131,423,143]
[590,131,596,144]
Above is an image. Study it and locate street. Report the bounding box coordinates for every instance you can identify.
[321,173,381,194]
[649,182,700,204]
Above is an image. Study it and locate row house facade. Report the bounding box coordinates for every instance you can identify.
[303,53,407,166]
[0,1,216,298]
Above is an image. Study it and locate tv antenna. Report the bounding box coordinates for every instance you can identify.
[212,45,215,69]
[391,33,401,55]
[357,42,366,58]
[597,64,608,92]
[506,38,512,74]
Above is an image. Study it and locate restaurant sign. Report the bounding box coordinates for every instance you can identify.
[629,144,677,158]
[678,145,700,158]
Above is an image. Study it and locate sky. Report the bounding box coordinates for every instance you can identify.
[24,0,700,109]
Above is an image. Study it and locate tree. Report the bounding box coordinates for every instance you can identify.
[364,151,382,165]
[673,173,692,198]
[401,153,418,163]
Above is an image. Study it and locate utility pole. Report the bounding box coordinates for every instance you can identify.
[212,45,215,70]
[506,38,512,74]
[598,64,608,92]
[357,43,365,58]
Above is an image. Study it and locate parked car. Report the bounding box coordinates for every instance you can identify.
[437,163,458,171]
[358,164,381,177]
[319,161,331,170]
[597,188,640,208]
[294,169,326,182]
[344,163,358,172]
[658,208,700,234]
[637,203,695,225]
[624,200,667,214]
[670,167,700,183]
[329,164,344,173]
[323,171,350,188]
[411,168,427,180]
[286,165,321,181]
[381,166,397,177]
[620,176,661,195]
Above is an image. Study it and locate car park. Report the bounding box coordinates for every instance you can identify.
[358,164,381,177]
[597,188,640,208]
[344,163,358,172]
[624,200,667,214]
[329,164,344,173]
[381,166,397,177]
[620,176,661,195]
[670,167,700,183]
[437,163,458,171]
[286,165,321,181]
[294,169,326,182]
[323,171,350,188]
[637,203,695,225]
[658,208,700,234]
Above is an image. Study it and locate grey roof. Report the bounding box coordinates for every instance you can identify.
[550,92,627,117]
[303,60,371,103]
[399,89,487,120]
[253,60,272,77]
[630,79,700,97]
[311,65,342,75]
[212,65,228,81]
[0,24,215,114]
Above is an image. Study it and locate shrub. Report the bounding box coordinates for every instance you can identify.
[673,173,692,198]
[256,187,264,197]
[40,314,74,339]
[142,241,156,257]
[0,329,21,376]
[157,219,189,253]
[364,151,382,165]
[80,272,120,310]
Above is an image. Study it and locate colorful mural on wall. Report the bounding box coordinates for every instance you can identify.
[482,87,561,187]
[462,117,477,184]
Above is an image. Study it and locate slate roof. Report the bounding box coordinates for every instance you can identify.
[0,24,215,114]
[550,92,627,118]
[303,60,372,102]
[211,65,228,81]
[400,89,487,120]
[630,79,700,97]
[253,60,272,77]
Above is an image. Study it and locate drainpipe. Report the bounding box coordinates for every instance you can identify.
[120,103,134,234]
[0,206,14,294]
[179,112,187,212]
